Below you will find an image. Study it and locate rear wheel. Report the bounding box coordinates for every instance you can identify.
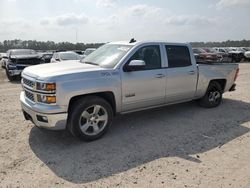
[198,82,223,108]
[68,96,113,141]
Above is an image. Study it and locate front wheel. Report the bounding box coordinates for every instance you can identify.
[68,96,113,141]
[198,82,223,108]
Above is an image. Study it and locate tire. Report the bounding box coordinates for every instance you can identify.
[5,68,16,81]
[198,82,223,108]
[235,58,242,63]
[68,96,113,141]
[235,54,243,62]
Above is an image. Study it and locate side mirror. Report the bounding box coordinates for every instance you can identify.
[124,60,146,72]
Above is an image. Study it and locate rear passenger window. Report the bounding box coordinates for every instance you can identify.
[165,45,192,68]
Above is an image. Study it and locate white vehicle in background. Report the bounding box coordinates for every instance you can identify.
[245,50,250,61]
[51,51,81,63]
[224,47,244,62]
[0,53,7,68]
[83,48,96,58]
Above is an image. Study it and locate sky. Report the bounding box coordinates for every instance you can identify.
[0,0,250,43]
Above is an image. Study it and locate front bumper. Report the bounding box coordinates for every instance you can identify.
[20,91,67,130]
[8,69,22,76]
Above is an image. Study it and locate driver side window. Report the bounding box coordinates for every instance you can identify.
[128,45,161,70]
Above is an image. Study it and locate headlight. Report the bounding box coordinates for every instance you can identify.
[36,82,56,92]
[8,64,17,69]
[37,94,56,104]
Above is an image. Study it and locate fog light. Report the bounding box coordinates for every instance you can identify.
[37,115,48,123]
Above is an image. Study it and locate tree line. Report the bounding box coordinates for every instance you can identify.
[0,39,104,52]
[0,39,250,52]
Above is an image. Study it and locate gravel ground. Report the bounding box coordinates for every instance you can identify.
[0,63,250,188]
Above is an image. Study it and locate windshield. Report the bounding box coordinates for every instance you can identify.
[84,49,95,56]
[10,49,37,56]
[60,52,80,60]
[82,44,133,68]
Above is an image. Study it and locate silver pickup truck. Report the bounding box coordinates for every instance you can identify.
[20,41,239,141]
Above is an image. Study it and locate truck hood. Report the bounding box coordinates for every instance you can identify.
[22,60,106,80]
[10,54,40,59]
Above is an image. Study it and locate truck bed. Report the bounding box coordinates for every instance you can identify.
[197,61,235,65]
[195,62,238,98]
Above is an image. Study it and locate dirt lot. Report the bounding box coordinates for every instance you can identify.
[0,63,250,188]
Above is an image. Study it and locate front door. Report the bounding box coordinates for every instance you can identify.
[121,45,167,112]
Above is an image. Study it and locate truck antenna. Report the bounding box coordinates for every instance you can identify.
[129,38,136,43]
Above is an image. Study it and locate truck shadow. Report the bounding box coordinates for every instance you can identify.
[29,98,250,183]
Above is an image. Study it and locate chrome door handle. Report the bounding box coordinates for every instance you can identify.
[155,74,165,78]
[188,71,195,75]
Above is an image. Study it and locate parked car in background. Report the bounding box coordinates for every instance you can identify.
[0,53,7,68]
[0,53,5,60]
[244,50,250,61]
[227,48,245,62]
[211,48,232,62]
[20,40,239,141]
[193,48,222,63]
[83,48,96,58]
[5,49,44,81]
[74,50,85,58]
[50,51,81,63]
[203,48,223,61]
[40,52,53,63]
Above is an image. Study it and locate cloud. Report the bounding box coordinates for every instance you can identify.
[96,0,117,8]
[217,0,250,8]
[92,15,118,25]
[40,18,50,25]
[165,15,217,26]
[40,13,89,26]
[0,19,31,28]
[126,4,162,17]
[56,13,88,26]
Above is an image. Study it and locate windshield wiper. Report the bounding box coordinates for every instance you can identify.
[84,61,99,66]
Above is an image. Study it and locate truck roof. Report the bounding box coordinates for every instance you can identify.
[109,40,190,46]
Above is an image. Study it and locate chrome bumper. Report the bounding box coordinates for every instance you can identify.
[20,92,67,130]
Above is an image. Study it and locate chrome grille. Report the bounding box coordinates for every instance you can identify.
[24,90,35,102]
[23,78,35,88]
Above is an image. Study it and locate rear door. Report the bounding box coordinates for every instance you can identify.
[121,45,167,111]
[165,45,197,102]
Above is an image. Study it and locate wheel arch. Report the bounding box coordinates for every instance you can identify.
[208,79,227,92]
[68,91,117,116]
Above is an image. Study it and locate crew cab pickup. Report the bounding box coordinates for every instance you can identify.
[20,41,239,141]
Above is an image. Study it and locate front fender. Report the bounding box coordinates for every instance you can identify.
[57,76,122,113]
